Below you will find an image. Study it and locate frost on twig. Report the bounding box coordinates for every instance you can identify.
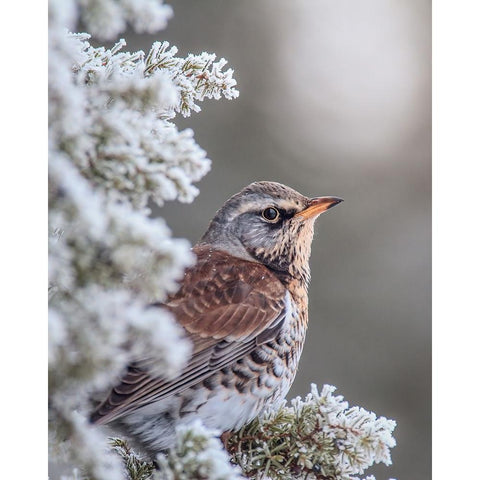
[227,384,396,480]
[144,41,240,117]
[109,422,246,480]
[155,421,245,480]
[110,438,155,480]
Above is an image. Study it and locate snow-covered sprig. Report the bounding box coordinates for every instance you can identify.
[73,37,239,120]
[155,421,245,480]
[227,384,396,480]
[145,41,240,117]
[110,422,246,480]
[110,438,156,480]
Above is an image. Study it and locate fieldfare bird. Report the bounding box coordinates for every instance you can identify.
[90,181,342,456]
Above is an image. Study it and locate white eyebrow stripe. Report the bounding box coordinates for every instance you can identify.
[274,199,303,211]
[233,198,302,217]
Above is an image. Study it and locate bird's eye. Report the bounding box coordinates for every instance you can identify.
[261,207,280,222]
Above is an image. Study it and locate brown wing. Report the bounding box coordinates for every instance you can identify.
[91,245,287,425]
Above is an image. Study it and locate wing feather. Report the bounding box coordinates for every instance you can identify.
[91,245,287,425]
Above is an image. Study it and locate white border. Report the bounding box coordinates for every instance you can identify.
[1,1,47,477]
[433,2,480,479]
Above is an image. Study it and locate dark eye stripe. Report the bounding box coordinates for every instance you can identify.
[282,209,296,219]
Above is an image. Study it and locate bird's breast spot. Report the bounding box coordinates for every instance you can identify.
[264,376,275,389]
[272,359,285,377]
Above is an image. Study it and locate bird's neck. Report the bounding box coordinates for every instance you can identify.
[269,266,310,308]
[285,276,310,332]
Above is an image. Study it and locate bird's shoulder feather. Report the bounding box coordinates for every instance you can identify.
[167,244,287,343]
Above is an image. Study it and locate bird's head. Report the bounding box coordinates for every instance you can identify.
[199,181,342,285]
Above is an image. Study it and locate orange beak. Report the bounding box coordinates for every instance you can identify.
[295,196,343,220]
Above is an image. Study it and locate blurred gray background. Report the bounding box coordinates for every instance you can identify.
[129,1,431,478]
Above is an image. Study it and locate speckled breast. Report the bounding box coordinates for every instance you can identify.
[193,291,308,431]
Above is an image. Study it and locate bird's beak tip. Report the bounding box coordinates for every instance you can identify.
[325,196,344,208]
[295,196,343,220]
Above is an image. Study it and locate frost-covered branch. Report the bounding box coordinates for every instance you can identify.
[155,421,245,480]
[109,422,246,480]
[228,384,396,480]
[50,32,238,211]
[109,385,396,480]
[144,41,240,117]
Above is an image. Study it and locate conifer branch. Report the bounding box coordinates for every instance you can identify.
[109,385,396,480]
